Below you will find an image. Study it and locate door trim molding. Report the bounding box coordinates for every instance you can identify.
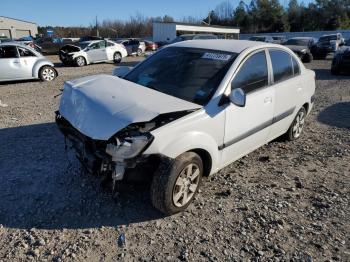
[218,106,295,151]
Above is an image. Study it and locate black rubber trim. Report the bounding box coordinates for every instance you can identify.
[218,107,295,151]
[311,95,315,103]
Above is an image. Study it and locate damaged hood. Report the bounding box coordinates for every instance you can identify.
[59,74,201,140]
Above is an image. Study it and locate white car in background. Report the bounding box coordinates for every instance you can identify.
[59,40,128,67]
[56,40,315,215]
[0,42,57,82]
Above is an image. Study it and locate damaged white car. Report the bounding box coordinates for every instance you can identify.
[56,40,315,214]
[59,40,128,67]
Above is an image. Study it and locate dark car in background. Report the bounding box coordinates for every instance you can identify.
[331,39,350,75]
[170,34,218,44]
[272,35,286,44]
[283,37,317,63]
[249,35,274,43]
[313,33,345,59]
[79,36,103,42]
[35,37,74,55]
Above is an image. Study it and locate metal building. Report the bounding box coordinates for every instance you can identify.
[0,16,38,39]
[153,22,240,42]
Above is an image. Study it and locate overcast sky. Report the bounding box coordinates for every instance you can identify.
[1,0,314,27]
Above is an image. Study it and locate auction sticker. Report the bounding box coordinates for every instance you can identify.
[202,53,231,61]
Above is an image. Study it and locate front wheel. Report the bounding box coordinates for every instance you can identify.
[151,152,203,215]
[75,56,86,67]
[39,66,57,81]
[113,52,122,64]
[285,107,307,141]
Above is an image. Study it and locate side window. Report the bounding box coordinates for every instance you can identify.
[270,50,294,83]
[18,47,36,57]
[231,51,268,93]
[98,41,106,48]
[0,46,18,58]
[292,56,300,75]
[90,43,100,49]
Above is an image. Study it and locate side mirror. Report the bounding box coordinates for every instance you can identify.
[112,66,132,77]
[229,88,246,107]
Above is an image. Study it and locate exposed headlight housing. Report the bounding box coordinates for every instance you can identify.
[300,49,307,54]
[106,135,153,161]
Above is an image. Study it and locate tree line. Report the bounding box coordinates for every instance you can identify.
[38,0,350,38]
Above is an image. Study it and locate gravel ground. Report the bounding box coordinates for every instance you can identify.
[0,56,349,262]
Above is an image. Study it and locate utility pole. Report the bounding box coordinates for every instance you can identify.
[96,16,99,37]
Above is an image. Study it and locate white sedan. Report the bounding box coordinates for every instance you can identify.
[56,40,315,214]
[59,40,128,67]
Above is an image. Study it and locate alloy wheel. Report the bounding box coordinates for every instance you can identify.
[172,163,200,207]
[292,110,305,138]
[42,68,55,81]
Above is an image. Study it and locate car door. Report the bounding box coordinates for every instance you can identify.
[122,40,132,55]
[17,46,38,78]
[86,41,107,62]
[221,50,275,167]
[130,40,139,54]
[268,49,301,139]
[0,45,22,80]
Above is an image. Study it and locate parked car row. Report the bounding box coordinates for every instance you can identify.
[249,33,346,62]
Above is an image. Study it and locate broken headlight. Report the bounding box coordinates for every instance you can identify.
[106,135,153,161]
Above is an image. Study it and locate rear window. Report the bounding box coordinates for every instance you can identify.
[270,50,294,83]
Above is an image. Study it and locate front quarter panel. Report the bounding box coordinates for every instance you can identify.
[143,108,225,175]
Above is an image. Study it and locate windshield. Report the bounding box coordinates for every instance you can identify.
[79,42,90,49]
[284,39,310,46]
[124,47,237,105]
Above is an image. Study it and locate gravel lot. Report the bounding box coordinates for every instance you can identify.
[0,56,349,262]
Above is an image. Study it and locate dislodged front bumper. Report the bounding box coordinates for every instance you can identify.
[56,112,153,181]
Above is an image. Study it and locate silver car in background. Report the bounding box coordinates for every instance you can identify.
[0,42,57,82]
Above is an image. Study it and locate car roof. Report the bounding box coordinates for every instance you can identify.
[171,39,274,54]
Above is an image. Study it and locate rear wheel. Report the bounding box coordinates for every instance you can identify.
[285,107,307,141]
[113,52,122,64]
[39,66,57,81]
[75,56,86,67]
[137,48,143,56]
[151,152,203,215]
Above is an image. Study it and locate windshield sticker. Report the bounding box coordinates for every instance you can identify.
[202,53,231,61]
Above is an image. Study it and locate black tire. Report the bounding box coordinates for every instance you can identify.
[137,48,143,56]
[331,58,340,75]
[151,152,203,215]
[113,52,122,64]
[302,53,313,63]
[285,107,307,141]
[39,66,57,82]
[75,56,86,67]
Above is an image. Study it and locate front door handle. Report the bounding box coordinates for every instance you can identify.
[264,97,272,104]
